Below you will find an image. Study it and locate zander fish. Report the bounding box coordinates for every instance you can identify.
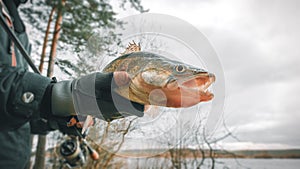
[103,43,215,108]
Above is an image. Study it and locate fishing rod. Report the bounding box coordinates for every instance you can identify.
[1,4,98,167]
[0,5,41,74]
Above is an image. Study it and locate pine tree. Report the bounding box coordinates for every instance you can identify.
[20,0,146,168]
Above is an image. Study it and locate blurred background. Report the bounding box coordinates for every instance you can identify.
[20,0,300,168]
[137,0,300,150]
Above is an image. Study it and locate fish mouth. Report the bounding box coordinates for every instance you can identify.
[180,73,216,101]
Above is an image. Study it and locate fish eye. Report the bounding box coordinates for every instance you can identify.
[175,65,186,73]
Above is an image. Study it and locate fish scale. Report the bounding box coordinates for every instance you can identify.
[102,51,215,108]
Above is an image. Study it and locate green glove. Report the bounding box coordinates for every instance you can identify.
[40,72,144,135]
[71,72,145,121]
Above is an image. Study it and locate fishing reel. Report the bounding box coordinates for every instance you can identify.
[60,137,87,167]
[59,116,99,168]
[60,136,99,168]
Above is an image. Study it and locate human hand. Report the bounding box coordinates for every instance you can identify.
[93,72,144,121]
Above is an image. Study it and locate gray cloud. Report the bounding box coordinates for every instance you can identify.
[196,0,300,147]
[138,0,300,148]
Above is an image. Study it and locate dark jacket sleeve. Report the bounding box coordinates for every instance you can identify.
[0,66,51,131]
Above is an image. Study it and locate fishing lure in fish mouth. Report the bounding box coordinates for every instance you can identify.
[103,41,216,108]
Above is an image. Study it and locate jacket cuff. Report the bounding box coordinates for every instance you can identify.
[13,71,51,120]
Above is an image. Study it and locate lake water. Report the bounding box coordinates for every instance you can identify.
[126,158,300,169]
[215,158,300,169]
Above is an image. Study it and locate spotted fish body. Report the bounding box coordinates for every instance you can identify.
[103,51,215,108]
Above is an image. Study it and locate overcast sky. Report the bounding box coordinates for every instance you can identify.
[24,0,300,150]
[117,0,300,149]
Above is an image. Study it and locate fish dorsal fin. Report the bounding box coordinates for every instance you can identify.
[120,40,141,55]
